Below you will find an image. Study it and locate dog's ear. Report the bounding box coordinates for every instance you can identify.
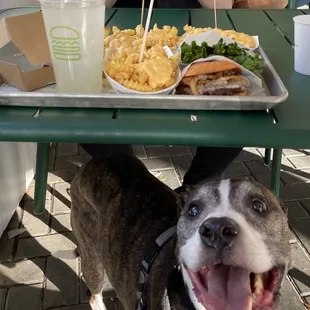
[279,199,288,217]
[176,185,195,209]
[177,191,188,209]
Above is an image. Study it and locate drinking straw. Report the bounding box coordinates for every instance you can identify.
[214,0,218,28]
[141,0,145,26]
[139,0,155,63]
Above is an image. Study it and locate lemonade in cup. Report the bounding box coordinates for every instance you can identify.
[40,0,106,93]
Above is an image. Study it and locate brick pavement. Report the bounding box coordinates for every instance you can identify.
[1,144,310,310]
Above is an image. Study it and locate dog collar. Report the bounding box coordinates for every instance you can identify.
[135,225,177,310]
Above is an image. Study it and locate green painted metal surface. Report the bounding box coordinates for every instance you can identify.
[0,9,310,148]
[227,10,310,129]
[151,9,188,31]
[0,106,39,117]
[271,148,282,197]
[287,0,298,8]
[190,9,233,29]
[106,8,144,28]
[265,9,302,43]
[33,143,50,215]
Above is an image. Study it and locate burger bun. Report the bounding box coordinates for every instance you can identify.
[184,61,242,77]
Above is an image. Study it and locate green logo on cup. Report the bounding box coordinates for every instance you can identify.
[50,26,81,61]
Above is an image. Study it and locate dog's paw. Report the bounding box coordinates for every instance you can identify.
[90,294,106,310]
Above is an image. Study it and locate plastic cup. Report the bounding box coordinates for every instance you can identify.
[293,15,310,76]
[40,0,106,93]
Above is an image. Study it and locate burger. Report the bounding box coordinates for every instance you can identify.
[176,60,250,96]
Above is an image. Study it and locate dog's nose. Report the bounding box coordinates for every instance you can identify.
[199,217,239,250]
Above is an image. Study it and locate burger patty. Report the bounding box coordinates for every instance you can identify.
[178,74,250,96]
[176,85,244,96]
[197,79,248,96]
[203,87,243,96]
[176,85,192,95]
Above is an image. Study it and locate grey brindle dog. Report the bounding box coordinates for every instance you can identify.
[70,152,291,310]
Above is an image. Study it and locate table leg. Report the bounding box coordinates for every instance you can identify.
[33,143,50,215]
[271,148,282,198]
[264,148,271,166]
[287,0,297,8]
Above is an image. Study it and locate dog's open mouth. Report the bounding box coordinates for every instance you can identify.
[186,264,281,310]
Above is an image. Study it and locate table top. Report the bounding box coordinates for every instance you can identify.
[0,8,310,148]
[221,9,310,130]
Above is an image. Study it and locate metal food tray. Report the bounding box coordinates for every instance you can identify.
[0,46,288,111]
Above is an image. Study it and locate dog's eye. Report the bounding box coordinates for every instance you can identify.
[252,200,267,213]
[188,203,200,217]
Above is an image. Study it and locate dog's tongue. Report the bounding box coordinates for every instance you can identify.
[195,266,252,310]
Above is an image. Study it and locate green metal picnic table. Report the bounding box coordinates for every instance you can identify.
[0,8,310,214]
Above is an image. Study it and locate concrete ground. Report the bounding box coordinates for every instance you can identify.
[1,144,310,310]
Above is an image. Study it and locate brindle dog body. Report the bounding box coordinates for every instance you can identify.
[70,153,291,310]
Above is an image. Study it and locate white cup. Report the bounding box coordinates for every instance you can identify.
[293,15,310,76]
[40,0,106,93]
